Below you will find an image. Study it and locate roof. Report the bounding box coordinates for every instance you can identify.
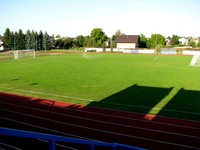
[115,35,140,44]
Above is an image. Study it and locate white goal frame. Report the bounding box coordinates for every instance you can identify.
[13,49,35,59]
[190,53,200,67]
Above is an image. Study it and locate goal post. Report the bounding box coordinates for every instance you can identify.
[13,50,19,59]
[190,53,200,67]
[13,49,35,59]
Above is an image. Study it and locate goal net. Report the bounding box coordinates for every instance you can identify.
[13,49,35,59]
[190,53,200,66]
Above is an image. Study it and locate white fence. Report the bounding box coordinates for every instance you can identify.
[84,48,123,53]
[182,50,200,55]
[123,49,156,54]
[84,48,200,56]
[160,48,177,55]
[84,48,155,54]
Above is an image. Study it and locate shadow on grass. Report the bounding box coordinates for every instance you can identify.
[88,84,173,114]
[159,88,200,120]
[87,85,200,120]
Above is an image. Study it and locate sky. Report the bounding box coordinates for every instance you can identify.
[0,0,200,38]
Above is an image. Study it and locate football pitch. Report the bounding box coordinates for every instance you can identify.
[0,52,199,120]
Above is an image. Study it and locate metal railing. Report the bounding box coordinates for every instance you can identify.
[0,127,145,150]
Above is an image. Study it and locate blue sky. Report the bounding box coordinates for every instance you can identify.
[0,0,200,37]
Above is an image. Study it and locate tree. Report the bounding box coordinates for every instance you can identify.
[170,34,179,46]
[30,30,35,49]
[2,28,53,50]
[75,35,85,47]
[112,29,122,41]
[15,29,25,50]
[3,28,12,49]
[91,28,107,47]
[10,32,15,50]
[197,41,200,48]
[43,31,51,50]
[139,34,147,48]
[111,29,123,48]
[55,34,60,39]
[53,37,73,49]
[83,36,93,47]
[25,30,31,49]
[54,38,64,49]
[189,40,196,48]
[35,31,39,50]
[14,31,18,50]
[38,30,43,50]
[64,38,73,49]
[147,34,166,49]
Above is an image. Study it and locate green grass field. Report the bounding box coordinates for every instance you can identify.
[0,52,200,120]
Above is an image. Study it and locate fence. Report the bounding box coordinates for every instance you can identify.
[84,48,123,53]
[182,50,200,55]
[160,48,177,55]
[0,127,144,150]
[123,49,156,54]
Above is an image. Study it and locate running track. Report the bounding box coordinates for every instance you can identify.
[0,92,200,149]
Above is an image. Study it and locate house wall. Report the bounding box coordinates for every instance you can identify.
[0,40,4,51]
[179,38,188,45]
[117,43,136,49]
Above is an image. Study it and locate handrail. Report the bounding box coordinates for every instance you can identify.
[0,127,144,150]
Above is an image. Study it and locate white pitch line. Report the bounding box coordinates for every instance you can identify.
[0,87,95,102]
[153,56,159,61]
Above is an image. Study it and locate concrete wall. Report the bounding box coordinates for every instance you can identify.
[84,48,123,53]
[182,50,200,55]
[123,49,156,54]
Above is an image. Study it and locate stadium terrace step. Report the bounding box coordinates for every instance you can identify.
[1,92,200,149]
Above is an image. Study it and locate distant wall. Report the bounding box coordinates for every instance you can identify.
[160,48,177,55]
[85,48,200,56]
[123,49,156,54]
[84,48,123,53]
[84,48,156,54]
[182,50,200,55]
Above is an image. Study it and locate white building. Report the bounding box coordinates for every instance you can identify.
[116,35,140,50]
[0,40,4,51]
[178,37,189,46]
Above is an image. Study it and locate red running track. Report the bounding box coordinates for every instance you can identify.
[0,92,200,149]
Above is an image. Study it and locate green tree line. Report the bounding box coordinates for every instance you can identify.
[2,28,199,50]
[53,28,108,49]
[3,28,51,50]
[2,28,109,50]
